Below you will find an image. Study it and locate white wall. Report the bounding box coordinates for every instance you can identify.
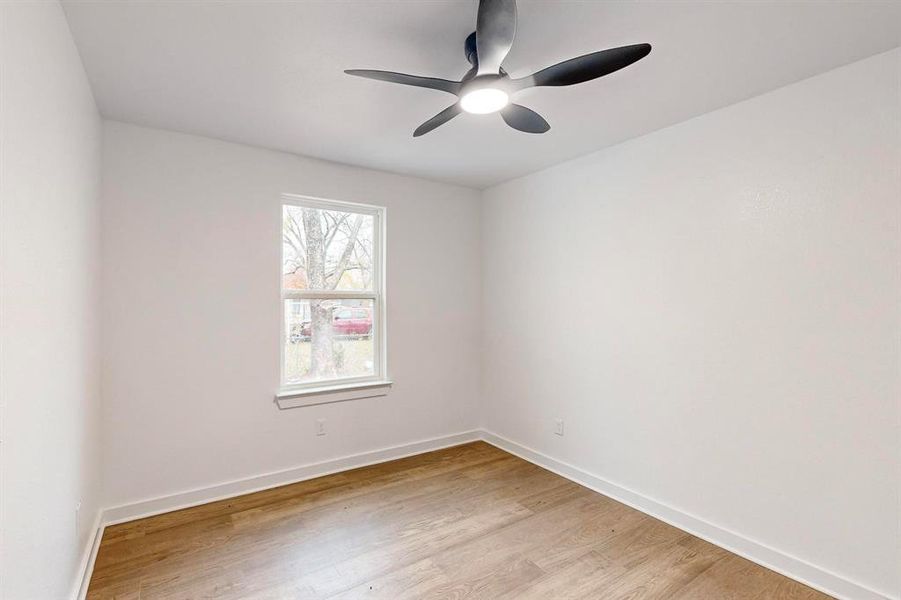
[0,3,103,599]
[100,122,481,507]
[482,49,900,599]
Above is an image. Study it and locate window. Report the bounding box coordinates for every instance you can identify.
[280,195,387,400]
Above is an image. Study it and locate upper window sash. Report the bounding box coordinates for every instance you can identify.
[282,194,381,296]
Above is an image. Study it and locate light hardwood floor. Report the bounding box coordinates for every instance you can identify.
[87,442,832,599]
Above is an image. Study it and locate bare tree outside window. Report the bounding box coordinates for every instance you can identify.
[281,200,382,388]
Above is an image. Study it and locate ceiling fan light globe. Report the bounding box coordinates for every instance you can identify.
[460,88,509,114]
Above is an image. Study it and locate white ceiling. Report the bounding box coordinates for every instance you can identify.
[63,0,900,189]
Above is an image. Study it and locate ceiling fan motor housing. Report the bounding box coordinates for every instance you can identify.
[463,32,509,90]
[465,31,478,66]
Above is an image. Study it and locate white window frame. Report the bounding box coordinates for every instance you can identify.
[276,194,390,408]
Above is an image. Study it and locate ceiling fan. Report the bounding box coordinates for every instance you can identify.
[345,0,651,137]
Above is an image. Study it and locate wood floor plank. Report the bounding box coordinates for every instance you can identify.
[294,499,536,597]
[87,441,834,600]
[668,553,818,600]
[582,535,725,599]
[497,550,626,600]
[327,558,451,600]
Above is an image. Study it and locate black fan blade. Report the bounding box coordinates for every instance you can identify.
[500,104,550,134]
[512,43,651,89]
[413,104,462,137]
[476,0,517,76]
[344,70,461,95]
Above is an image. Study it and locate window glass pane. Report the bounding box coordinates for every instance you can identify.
[283,205,374,292]
[284,299,375,385]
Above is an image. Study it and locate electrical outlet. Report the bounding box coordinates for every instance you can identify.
[554,419,564,436]
[316,418,326,436]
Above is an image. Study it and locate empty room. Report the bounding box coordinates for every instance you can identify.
[2,1,899,599]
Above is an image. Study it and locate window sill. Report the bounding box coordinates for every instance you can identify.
[275,380,393,409]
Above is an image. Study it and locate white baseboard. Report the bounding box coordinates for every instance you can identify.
[71,511,103,600]
[74,429,893,600]
[480,430,895,600]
